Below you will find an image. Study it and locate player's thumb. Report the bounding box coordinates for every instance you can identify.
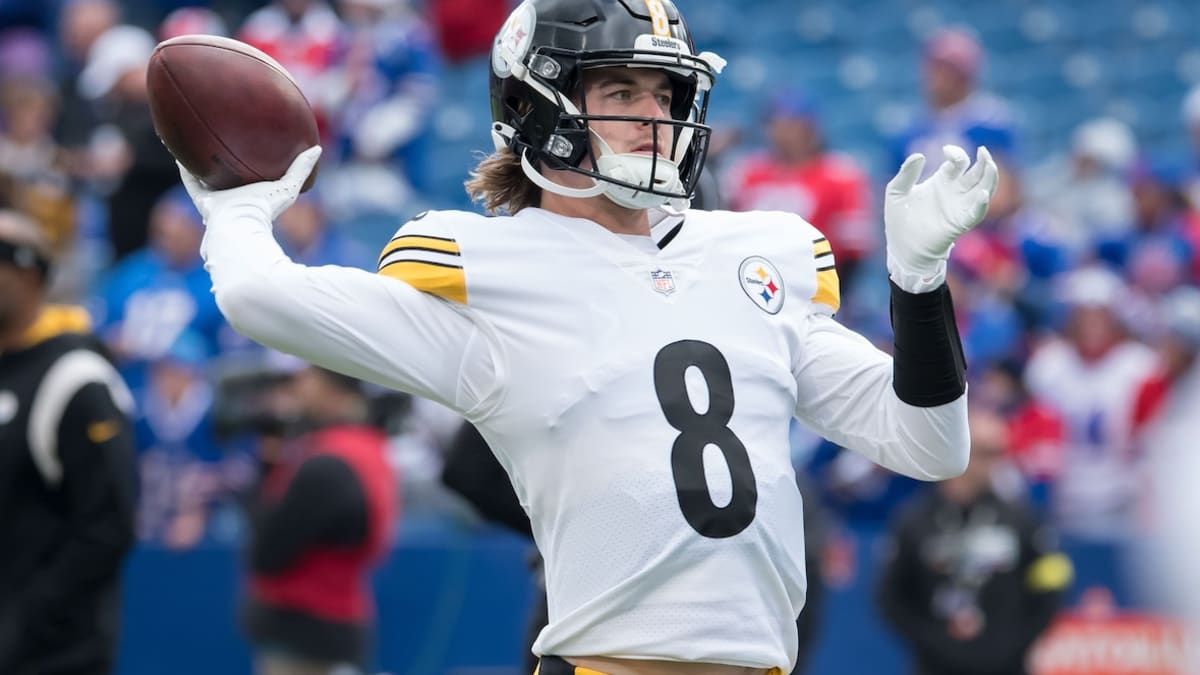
[283,146,322,189]
[886,153,925,196]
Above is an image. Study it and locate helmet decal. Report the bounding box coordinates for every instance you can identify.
[492,1,536,79]
[644,0,672,37]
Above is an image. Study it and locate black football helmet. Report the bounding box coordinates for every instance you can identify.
[488,0,724,210]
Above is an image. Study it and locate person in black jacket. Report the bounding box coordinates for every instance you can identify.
[877,407,1071,675]
[0,209,137,675]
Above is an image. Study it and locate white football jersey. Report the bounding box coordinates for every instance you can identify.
[201,205,969,670]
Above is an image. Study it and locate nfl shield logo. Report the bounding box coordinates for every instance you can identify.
[650,269,676,296]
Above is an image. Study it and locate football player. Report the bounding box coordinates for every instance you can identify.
[177,1,998,673]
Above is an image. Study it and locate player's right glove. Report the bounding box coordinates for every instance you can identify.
[176,146,322,226]
[883,144,998,293]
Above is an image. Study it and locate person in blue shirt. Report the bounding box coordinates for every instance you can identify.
[891,28,1016,176]
[90,185,226,393]
[134,330,229,549]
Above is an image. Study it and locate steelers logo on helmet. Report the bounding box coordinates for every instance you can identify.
[487,0,727,212]
[491,1,536,79]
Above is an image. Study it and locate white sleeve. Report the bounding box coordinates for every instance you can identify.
[792,314,968,480]
[200,211,498,415]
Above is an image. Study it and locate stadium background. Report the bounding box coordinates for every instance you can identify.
[0,0,1197,672]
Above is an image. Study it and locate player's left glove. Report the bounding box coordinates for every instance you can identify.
[883,144,998,292]
[177,146,322,226]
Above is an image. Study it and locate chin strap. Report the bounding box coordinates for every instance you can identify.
[501,111,691,210]
[519,148,607,199]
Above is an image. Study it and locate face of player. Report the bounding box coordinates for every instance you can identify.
[581,67,675,160]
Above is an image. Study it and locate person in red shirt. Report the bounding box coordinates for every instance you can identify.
[723,90,878,295]
[243,365,398,675]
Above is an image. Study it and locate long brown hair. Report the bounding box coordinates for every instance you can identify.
[465,147,542,215]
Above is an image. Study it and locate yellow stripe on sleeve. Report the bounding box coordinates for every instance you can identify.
[378,235,460,263]
[813,239,832,257]
[379,261,467,304]
[813,268,841,313]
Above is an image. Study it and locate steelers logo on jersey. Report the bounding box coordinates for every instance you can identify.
[738,256,785,314]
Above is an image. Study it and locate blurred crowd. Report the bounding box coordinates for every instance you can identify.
[0,0,1197,588]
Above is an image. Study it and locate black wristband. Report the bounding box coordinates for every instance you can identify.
[889,280,967,407]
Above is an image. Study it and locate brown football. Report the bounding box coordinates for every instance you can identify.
[146,34,319,192]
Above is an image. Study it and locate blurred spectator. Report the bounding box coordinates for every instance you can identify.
[877,408,1070,675]
[242,365,398,675]
[53,0,118,155]
[276,193,374,268]
[336,0,439,189]
[133,331,230,550]
[946,264,1023,375]
[237,0,344,143]
[0,209,137,675]
[1027,118,1137,256]
[323,0,439,215]
[158,6,229,40]
[1023,266,1157,539]
[0,76,76,258]
[890,27,1016,176]
[78,24,179,261]
[972,361,1066,514]
[723,90,877,296]
[1094,159,1197,288]
[950,162,1071,334]
[92,186,226,393]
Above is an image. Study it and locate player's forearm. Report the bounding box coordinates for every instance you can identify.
[795,316,969,480]
[821,361,969,481]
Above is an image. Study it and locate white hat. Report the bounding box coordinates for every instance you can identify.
[1072,117,1137,171]
[1056,265,1129,309]
[78,25,155,100]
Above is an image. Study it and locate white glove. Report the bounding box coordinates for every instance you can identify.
[177,146,322,225]
[884,144,999,293]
